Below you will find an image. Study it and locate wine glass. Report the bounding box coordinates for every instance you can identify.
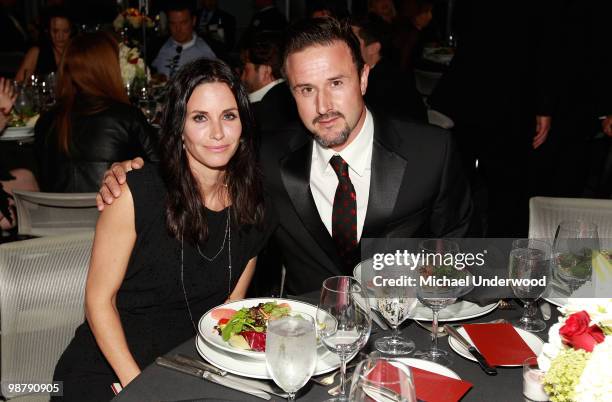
[552,220,599,294]
[374,264,418,355]
[414,239,473,366]
[12,85,35,121]
[317,276,372,401]
[509,239,551,332]
[349,354,417,402]
[265,313,317,401]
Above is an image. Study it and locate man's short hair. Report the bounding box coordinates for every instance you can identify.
[166,0,195,16]
[282,17,364,77]
[241,31,284,80]
[351,14,392,56]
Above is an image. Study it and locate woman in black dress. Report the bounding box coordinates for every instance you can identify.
[53,59,276,401]
[16,6,73,82]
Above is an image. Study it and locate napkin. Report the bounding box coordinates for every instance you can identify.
[463,323,536,366]
[367,361,472,402]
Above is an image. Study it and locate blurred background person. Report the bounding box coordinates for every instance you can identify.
[392,0,434,73]
[16,6,73,82]
[152,0,216,79]
[368,0,396,24]
[245,0,287,36]
[308,0,349,20]
[352,14,427,122]
[34,32,159,193]
[240,30,297,133]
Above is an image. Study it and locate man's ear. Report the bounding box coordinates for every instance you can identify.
[360,63,370,96]
[369,42,382,58]
[191,15,197,27]
[258,64,274,84]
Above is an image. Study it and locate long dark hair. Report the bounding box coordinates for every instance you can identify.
[160,58,264,245]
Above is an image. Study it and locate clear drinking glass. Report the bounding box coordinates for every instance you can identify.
[414,239,472,366]
[265,313,317,401]
[349,355,417,402]
[317,276,372,401]
[552,220,599,294]
[509,239,551,332]
[374,264,418,355]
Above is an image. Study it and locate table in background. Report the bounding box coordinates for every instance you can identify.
[113,301,559,402]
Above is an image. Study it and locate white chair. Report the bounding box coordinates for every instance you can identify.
[0,232,94,400]
[414,69,443,97]
[529,197,612,247]
[12,190,99,237]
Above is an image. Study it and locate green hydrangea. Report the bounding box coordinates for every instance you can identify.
[543,348,590,402]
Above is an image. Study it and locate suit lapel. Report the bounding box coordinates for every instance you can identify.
[279,138,344,270]
[362,117,407,239]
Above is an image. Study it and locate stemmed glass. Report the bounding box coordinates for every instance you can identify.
[12,83,35,121]
[509,239,551,332]
[349,354,417,402]
[317,276,372,401]
[552,221,599,294]
[374,264,418,355]
[265,313,317,401]
[414,239,472,366]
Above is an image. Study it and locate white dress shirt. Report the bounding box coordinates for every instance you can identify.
[248,79,285,103]
[310,109,374,241]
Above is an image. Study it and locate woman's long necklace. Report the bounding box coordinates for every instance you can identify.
[180,207,232,334]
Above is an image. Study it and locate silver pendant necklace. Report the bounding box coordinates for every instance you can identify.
[180,207,232,334]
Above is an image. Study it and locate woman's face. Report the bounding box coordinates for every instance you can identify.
[183,82,242,176]
[413,8,433,30]
[50,17,71,51]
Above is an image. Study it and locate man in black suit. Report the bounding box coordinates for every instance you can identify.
[261,18,471,293]
[97,18,472,296]
[240,31,298,132]
[351,15,427,123]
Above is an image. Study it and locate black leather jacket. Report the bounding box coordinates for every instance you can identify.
[35,100,160,192]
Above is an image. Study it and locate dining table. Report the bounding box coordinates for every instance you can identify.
[112,296,559,402]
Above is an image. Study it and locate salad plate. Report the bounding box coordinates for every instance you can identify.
[196,333,354,380]
[198,298,320,360]
[0,126,34,141]
[447,325,543,367]
[353,261,499,321]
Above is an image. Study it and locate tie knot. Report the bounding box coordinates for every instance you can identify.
[329,155,349,180]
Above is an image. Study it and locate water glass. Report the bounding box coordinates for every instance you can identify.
[552,220,599,293]
[349,355,417,402]
[317,276,372,401]
[265,313,317,401]
[509,239,551,332]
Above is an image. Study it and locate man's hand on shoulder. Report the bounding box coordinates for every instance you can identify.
[96,157,145,211]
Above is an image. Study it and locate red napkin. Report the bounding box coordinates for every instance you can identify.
[367,361,472,402]
[463,323,536,366]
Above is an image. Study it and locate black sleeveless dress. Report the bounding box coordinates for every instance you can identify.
[35,40,57,77]
[52,164,277,401]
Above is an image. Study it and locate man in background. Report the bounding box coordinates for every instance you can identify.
[152,0,216,79]
[240,31,298,133]
[196,0,236,60]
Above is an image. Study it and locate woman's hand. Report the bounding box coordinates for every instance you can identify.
[0,77,16,115]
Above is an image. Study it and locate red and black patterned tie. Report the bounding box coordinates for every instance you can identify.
[329,155,358,272]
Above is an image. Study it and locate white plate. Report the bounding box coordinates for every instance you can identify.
[0,126,34,141]
[394,358,461,380]
[198,298,320,360]
[353,262,499,322]
[448,326,544,367]
[196,334,354,379]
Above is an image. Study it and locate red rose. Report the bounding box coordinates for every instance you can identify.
[559,311,605,352]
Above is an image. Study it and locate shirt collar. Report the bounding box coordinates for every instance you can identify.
[173,33,197,49]
[248,79,285,103]
[313,108,374,178]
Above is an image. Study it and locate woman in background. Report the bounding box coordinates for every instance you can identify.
[34,31,158,192]
[16,6,73,82]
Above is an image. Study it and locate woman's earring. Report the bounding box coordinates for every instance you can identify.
[181,136,185,150]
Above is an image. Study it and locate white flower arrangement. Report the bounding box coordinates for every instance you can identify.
[537,299,612,402]
[118,43,147,87]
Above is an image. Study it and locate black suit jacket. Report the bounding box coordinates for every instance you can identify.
[260,113,472,295]
[252,82,299,133]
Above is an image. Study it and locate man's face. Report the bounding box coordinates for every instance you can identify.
[168,9,195,44]
[241,61,265,93]
[285,41,369,151]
